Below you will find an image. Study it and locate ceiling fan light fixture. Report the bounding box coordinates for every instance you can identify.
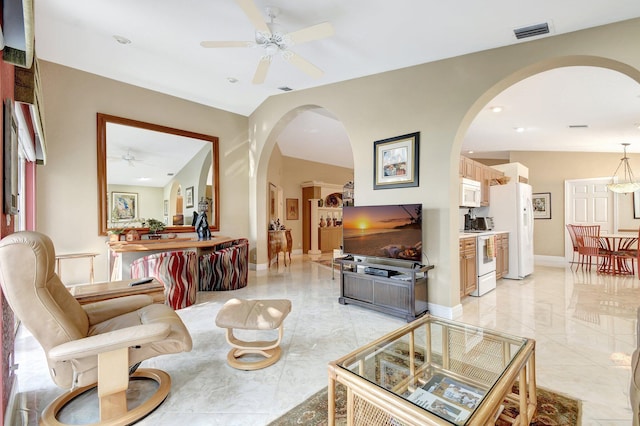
[113,35,131,45]
[607,143,640,193]
[264,42,279,56]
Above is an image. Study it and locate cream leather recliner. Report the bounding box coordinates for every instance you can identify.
[0,231,193,425]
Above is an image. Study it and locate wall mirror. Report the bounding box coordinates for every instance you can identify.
[97,113,219,236]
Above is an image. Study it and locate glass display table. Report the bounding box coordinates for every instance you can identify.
[328,315,536,425]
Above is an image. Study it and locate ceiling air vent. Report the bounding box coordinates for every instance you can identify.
[569,125,589,129]
[278,86,293,92]
[513,22,550,40]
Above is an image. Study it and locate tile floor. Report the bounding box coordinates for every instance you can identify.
[12,256,638,425]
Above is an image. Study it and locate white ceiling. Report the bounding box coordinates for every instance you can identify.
[34,0,640,167]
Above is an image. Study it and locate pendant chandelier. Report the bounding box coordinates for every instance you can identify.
[607,143,640,193]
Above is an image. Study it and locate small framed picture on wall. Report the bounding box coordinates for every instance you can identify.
[532,192,551,219]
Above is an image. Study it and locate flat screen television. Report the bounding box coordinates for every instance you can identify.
[342,204,422,262]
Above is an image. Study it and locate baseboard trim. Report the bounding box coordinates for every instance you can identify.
[427,303,462,320]
[534,255,566,267]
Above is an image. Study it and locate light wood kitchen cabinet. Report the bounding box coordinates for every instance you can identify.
[495,232,509,279]
[481,166,491,206]
[319,226,342,252]
[459,237,477,297]
[460,156,504,206]
[461,156,475,179]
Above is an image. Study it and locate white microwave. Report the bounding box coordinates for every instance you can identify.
[460,178,481,207]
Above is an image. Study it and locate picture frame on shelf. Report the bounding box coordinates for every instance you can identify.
[286,198,299,220]
[532,192,551,219]
[111,192,138,222]
[374,132,419,190]
[185,186,194,208]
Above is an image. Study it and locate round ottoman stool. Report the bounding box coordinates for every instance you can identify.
[215,298,292,370]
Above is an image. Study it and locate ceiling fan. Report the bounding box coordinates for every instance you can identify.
[108,149,141,167]
[200,0,334,84]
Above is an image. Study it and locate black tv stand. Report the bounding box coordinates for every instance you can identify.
[337,258,434,322]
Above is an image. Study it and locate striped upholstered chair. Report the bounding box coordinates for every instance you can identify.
[131,250,198,309]
[199,239,249,291]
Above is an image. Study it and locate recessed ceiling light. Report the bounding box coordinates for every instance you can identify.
[137,177,151,181]
[490,106,503,113]
[467,150,474,154]
[514,127,525,133]
[113,35,131,45]
[227,77,238,83]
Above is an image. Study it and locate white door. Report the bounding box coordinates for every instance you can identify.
[564,178,616,262]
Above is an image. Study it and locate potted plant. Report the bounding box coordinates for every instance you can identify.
[107,228,126,242]
[144,218,166,239]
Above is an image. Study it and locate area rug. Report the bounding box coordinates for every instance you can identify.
[268,383,581,426]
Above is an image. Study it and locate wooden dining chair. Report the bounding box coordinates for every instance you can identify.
[572,225,610,270]
[566,224,579,264]
[612,228,640,278]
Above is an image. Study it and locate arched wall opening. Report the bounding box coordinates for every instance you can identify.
[251,104,354,267]
[448,55,640,308]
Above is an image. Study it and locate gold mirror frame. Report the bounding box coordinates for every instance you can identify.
[97,113,220,236]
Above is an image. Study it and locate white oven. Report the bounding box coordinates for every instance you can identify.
[460,178,481,208]
[471,233,497,297]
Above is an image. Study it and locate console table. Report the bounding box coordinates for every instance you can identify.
[268,230,292,268]
[337,258,433,322]
[108,236,234,280]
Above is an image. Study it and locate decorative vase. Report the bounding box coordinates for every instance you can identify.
[109,233,120,242]
[319,216,326,227]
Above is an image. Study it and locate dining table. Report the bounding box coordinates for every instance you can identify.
[598,233,638,275]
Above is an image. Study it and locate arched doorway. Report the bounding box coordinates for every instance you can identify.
[254,105,354,268]
[451,58,640,297]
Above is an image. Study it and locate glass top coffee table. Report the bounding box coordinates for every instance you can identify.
[328,315,536,425]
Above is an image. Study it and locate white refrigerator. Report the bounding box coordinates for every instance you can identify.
[489,182,534,279]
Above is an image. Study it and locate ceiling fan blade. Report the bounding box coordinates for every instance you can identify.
[200,41,252,48]
[288,22,334,45]
[235,0,270,35]
[284,52,324,79]
[253,56,272,84]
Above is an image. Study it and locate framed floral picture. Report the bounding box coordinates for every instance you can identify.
[374,132,420,189]
[111,192,138,222]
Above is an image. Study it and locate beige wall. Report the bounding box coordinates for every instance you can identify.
[510,151,640,257]
[38,62,249,284]
[247,18,640,317]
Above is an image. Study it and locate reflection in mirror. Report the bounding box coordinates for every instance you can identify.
[97,114,219,236]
